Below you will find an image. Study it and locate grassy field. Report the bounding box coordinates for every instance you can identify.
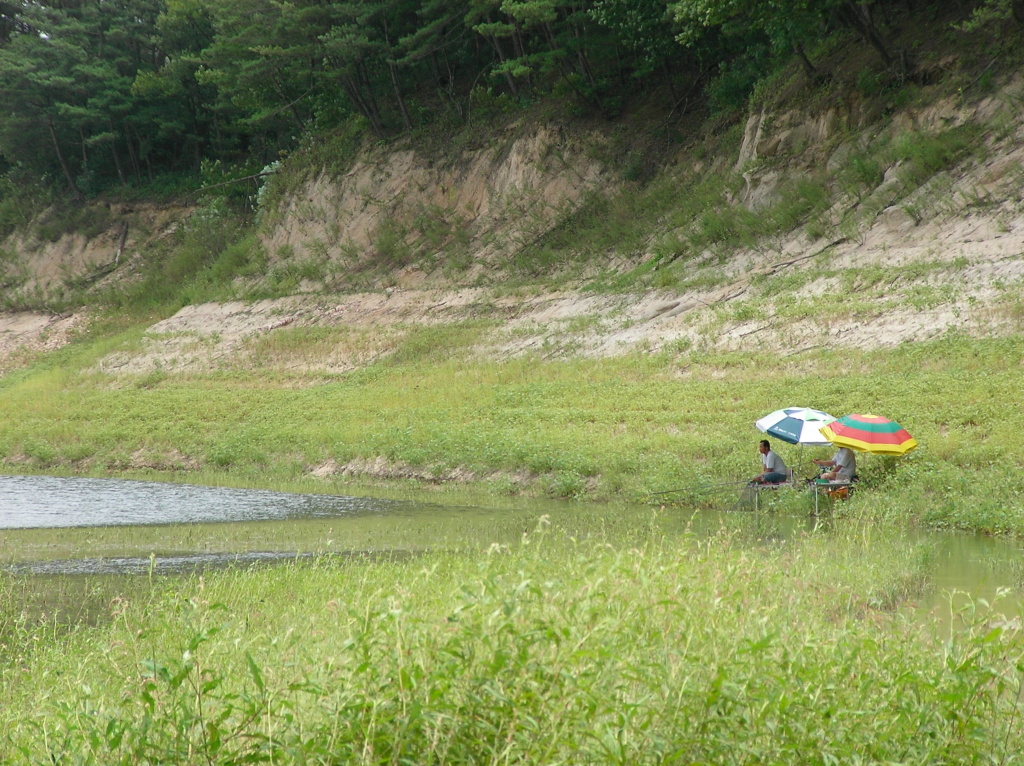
[2,521,1023,764]
[0,325,1021,534]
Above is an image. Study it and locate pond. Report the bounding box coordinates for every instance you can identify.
[0,474,412,530]
[1,474,1021,623]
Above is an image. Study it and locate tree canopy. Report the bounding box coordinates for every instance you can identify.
[0,0,1006,200]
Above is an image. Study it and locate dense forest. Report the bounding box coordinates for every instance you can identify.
[0,0,1019,211]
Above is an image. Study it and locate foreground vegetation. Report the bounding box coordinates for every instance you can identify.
[3,519,1023,764]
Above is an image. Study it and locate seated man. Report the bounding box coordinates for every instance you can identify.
[753,439,788,484]
[813,447,856,482]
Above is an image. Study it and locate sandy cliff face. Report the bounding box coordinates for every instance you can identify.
[260,124,611,284]
[1,203,189,297]
[3,80,1024,376]
[0,202,189,374]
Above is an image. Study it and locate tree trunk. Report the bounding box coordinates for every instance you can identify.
[512,20,533,90]
[381,17,414,132]
[662,60,678,104]
[482,14,520,96]
[264,76,306,133]
[109,121,127,186]
[48,116,84,201]
[793,43,818,81]
[124,122,142,185]
[357,60,386,134]
[486,32,520,96]
[288,101,306,133]
[389,62,414,131]
[541,20,604,114]
[342,75,385,138]
[130,123,152,182]
[839,1,903,75]
[435,50,463,119]
[565,19,599,94]
[428,50,443,89]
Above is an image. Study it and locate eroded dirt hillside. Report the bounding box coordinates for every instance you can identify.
[3,77,1024,377]
[261,124,612,284]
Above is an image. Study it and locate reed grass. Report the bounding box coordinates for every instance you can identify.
[2,522,1021,764]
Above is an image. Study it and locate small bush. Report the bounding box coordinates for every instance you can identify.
[890,126,981,186]
[35,202,115,242]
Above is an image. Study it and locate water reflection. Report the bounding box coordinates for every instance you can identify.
[920,531,1024,622]
[0,474,410,529]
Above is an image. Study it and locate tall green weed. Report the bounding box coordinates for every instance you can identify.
[2,529,1021,764]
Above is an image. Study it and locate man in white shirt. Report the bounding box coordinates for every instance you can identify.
[754,439,788,484]
[814,447,856,482]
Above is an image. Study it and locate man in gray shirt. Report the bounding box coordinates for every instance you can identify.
[814,448,856,482]
[754,439,788,484]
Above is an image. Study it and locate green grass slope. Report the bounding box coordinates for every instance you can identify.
[0,327,1021,535]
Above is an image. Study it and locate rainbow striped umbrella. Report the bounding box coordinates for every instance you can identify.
[819,413,917,456]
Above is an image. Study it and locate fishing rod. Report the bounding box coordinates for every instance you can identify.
[649,480,750,496]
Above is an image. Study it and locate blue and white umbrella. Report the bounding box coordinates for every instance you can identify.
[755,407,836,446]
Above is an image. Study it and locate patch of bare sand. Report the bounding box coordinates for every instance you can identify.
[2,216,1013,379]
[2,202,191,297]
[308,456,537,493]
[0,311,88,375]
[3,224,1021,379]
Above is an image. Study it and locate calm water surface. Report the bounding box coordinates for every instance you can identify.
[1,474,1020,620]
[0,474,410,528]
